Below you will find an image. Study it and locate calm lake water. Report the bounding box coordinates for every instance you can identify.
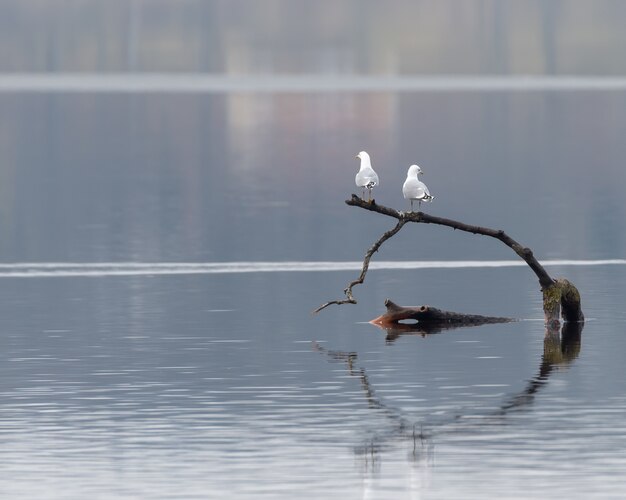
[0,85,625,499]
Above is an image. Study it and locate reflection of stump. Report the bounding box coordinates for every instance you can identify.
[370,299,514,328]
[543,321,582,365]
[500,321,583,412]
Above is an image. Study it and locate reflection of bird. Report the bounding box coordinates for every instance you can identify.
[402,164,434,211]
[355,151,379,201]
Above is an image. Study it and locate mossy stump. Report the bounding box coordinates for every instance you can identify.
[543,278,584,325]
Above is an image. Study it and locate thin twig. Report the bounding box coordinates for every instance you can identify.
[313,216,406,313]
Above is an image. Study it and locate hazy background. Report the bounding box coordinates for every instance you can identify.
[1,1,625,265]
[2,1,626,75]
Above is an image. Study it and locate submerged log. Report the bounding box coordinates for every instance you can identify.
[370,299,514,328]
[372,313,514,344]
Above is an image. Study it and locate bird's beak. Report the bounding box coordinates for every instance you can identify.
[355,154,360,159]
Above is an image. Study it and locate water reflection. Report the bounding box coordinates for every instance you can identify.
[2,90,626,263]
[0,264,623,498]
[313,341,424,469]
[315,320,583,468]
[378,319,503,343]
[499,321,583,413]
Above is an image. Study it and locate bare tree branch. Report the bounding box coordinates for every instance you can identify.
[313,217,406,313]
[345,195,555,290]
[315,195,582,323]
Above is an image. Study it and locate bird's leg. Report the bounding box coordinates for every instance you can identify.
[410,200,414,212]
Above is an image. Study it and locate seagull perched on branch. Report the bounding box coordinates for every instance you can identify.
[355,151,379,201]
[403,164,434,211]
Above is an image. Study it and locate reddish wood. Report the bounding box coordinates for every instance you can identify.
[370,299,513,327]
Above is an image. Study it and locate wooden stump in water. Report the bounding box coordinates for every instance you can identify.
[543,278,584,326]
[370,299,514,328]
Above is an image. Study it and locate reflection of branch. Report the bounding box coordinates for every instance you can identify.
[312,342,393,413]
[312,341,431,461]
[311,341,357,372]
[314,320,583,464]
[312,341,398,417]
[313,218,406,313]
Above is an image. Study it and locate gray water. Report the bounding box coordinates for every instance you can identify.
[2,2,626,499]
[1,86,625,500]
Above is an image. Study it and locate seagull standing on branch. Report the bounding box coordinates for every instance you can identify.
[402,164,434,211]
[355,151,379,202]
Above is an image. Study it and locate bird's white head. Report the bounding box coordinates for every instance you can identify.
[408,164,423,176]
[356,151,372,170]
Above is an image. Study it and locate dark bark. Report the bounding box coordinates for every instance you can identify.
[557,278,585,322]
[346,195,554,289]
[315,195,583,324]
[370,299,515,343]
[370,299,513,327]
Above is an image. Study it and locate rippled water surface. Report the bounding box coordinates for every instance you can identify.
[2,7,626,494]
[0,262,625,498]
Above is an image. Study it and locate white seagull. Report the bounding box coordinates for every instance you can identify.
[355,151,379,201]
[403,164,434,211]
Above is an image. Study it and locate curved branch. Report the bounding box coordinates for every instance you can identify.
[346,195,555,290]
[315,195,582,323]
[313,218,406,313]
